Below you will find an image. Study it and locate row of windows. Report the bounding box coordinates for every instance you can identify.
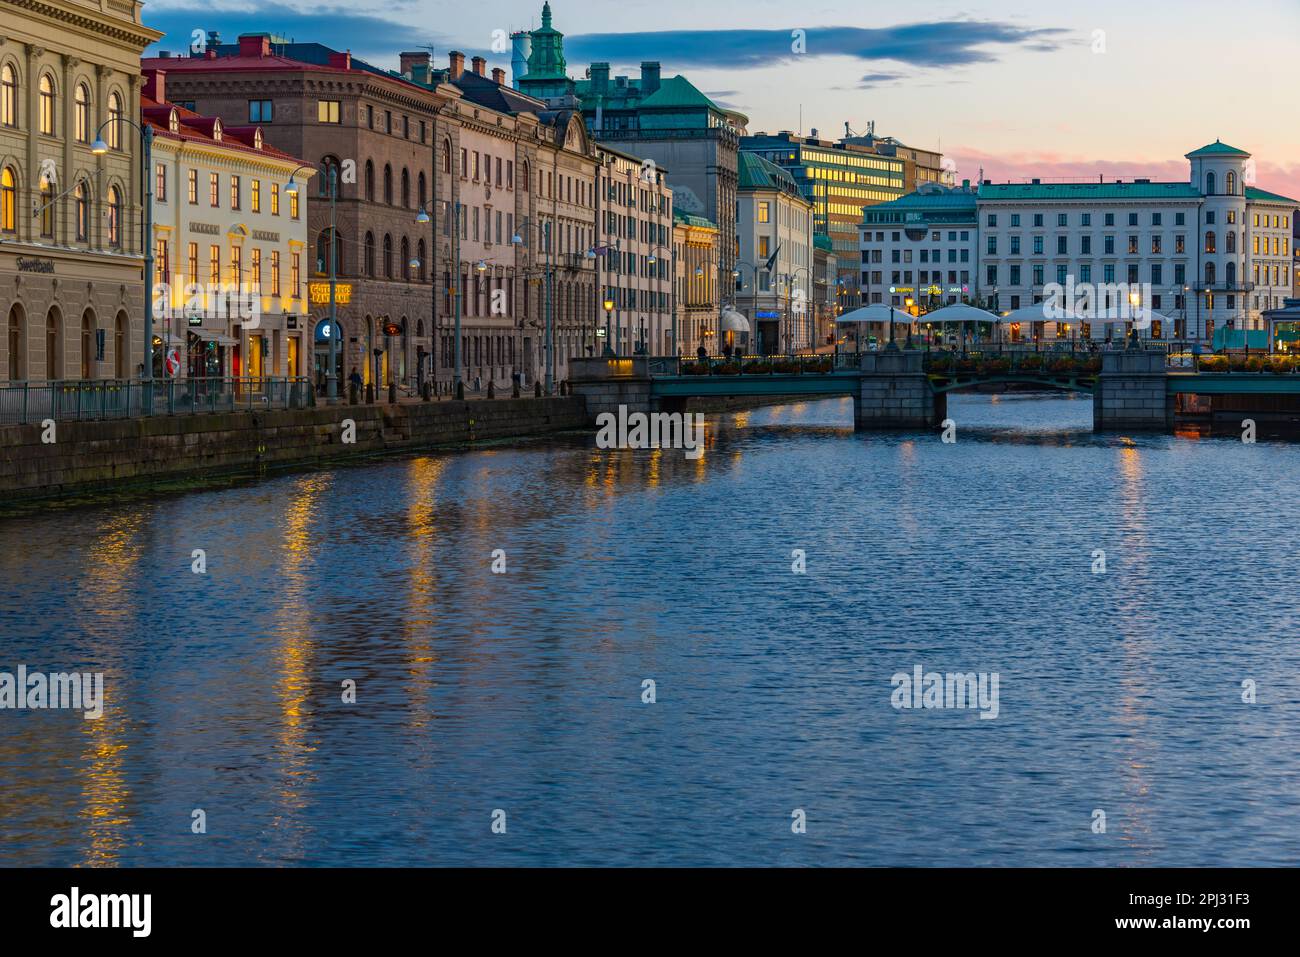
[977,262,1293,288]
[158,166,300,217]
[984,209,1289,230]
[1,64,126,146]
[1,166,124,244]
[157,241,303,298]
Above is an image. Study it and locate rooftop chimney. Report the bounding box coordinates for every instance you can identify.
[640,61,661,95]
[590,62,610,93]
[238,34,271,58]
[491,67,505,85]
[399,51,431,79]
[449,50,465,80]
[327,50,352,70]
[142,68,165,104]
[471,56,486,76]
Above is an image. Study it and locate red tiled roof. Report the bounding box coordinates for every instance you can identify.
[140,94,305,166]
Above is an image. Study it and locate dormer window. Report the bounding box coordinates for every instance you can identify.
[212,118,222,142]
[253,128,263,150]
[168,109,179,133]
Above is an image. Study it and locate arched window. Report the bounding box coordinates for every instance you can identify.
[80,309,95,379]
[38,178,55,238]
[107,91,123,150]
[442,139,451,174]
[7,303,24,380]
[46,307,62,381]
[1226,230,1236,253]
[74,83,90,142]
[107,185,122,246]
[1205,171,1216,196]
[316,227,342,275]
[401,237,410,280]
[364,159,374,201]
[1226,171,1236,195]
[1205,231,1216,254]
[417,239,426,281]
[364,231,375,277]
[38,74,55,135]
[319,155,341,197]
[383,164,393,205]
[1205,262,1216,284]
[0,166,15,232]
[417,172,426,209]
[75,181,89,241]
[522,160,530,192]
[0,64,16,128]
[401,168,410,208]
[383,234,393,278]
[1226,261,1236,287]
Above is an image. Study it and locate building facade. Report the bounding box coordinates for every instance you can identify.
[735,152,815,354]
[143,70,311,382]
[595,143,672,356]
[1,0,161,383]
[673,211,719,357]
[860,142,1297,346]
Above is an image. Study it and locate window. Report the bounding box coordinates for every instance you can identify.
[155,163,166,202]
[401,168,409,208]
[270,250,280,296]
[155,237,168,285]
[249,99,272,123]
[107,186,122,246]
[271,183,279,215]
[38,179,55,238]
[0,65,16,128]
[230,175,241,210]
[107,92,123,149]
[209,245,221,284]
[383,234,393,278]
[74,83,90,142]
[1205,231,1216,253]
[318,100,341,123]
[290,190,299,219]
[38,74,55,135]
[987,214,997,227]
[209,172,220,207]
[383,165,393,204]
[758,201,770,223]
[291,253,301,298]
[231,245,242,286]
[187,169,197,204]
[187,242,198,284]
[364,232,375,277]
[251,247,262,291]
[251,179,261,213]
[460,148,467,178]
[75,181,89,241]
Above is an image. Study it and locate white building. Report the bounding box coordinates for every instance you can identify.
[736,151,815,353]
[860,140,1297,346]
[143,70,311,381]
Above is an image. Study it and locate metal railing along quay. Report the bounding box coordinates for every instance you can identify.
[648,354,840,376]
[0,377,315,425]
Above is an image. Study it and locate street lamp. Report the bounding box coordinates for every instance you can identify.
[602,296,615,356]
[514,219,555,392]
[421,201,465,394]
[93,118,155,386]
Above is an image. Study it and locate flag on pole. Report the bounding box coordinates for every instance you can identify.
[763,243,781,274]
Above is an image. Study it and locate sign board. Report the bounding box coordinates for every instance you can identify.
[382,320,402,337]
[308,281,352,305]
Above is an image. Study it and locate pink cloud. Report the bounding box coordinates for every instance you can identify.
[949,147,1300,203]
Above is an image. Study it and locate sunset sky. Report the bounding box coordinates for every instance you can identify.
[143,0,1300,199]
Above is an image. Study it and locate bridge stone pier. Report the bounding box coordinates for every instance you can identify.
[568,357,655,420]
[855,350,944,429]
[1093,350,1172,431]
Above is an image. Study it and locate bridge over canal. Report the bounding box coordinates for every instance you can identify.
[570,350,1300,431]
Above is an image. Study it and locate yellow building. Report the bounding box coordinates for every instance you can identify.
[0,0,161,382]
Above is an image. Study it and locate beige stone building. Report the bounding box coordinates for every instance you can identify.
[595,143,673,356]
[0,0,161,383]
[673,211,720,357]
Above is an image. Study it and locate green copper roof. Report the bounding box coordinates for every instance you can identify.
[637,75,720,111]
[866,190,978,209]
[738,151,799,192]
[521,1,567,81]
[1186,140,1250,158]
[673,210,717,229]
[814,233,834,251]
[1245,186,1299,205]
[979,181,1201,200]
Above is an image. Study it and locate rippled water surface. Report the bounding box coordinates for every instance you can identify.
[2,393,1298,866]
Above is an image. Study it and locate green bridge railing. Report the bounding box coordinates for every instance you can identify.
[0,377,315,426]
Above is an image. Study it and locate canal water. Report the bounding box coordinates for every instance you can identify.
[2,392,1298,866]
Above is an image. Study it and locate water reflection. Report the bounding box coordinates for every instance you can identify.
[2,393,1299,866]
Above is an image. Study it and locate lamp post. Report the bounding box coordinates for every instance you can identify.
[647,244,671,356]
[423,201,464,394]
[602,296,615,356]
[92,118,154,386]
[513,218,556,391]
[282,164,332,399]
[732,259,759,356]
